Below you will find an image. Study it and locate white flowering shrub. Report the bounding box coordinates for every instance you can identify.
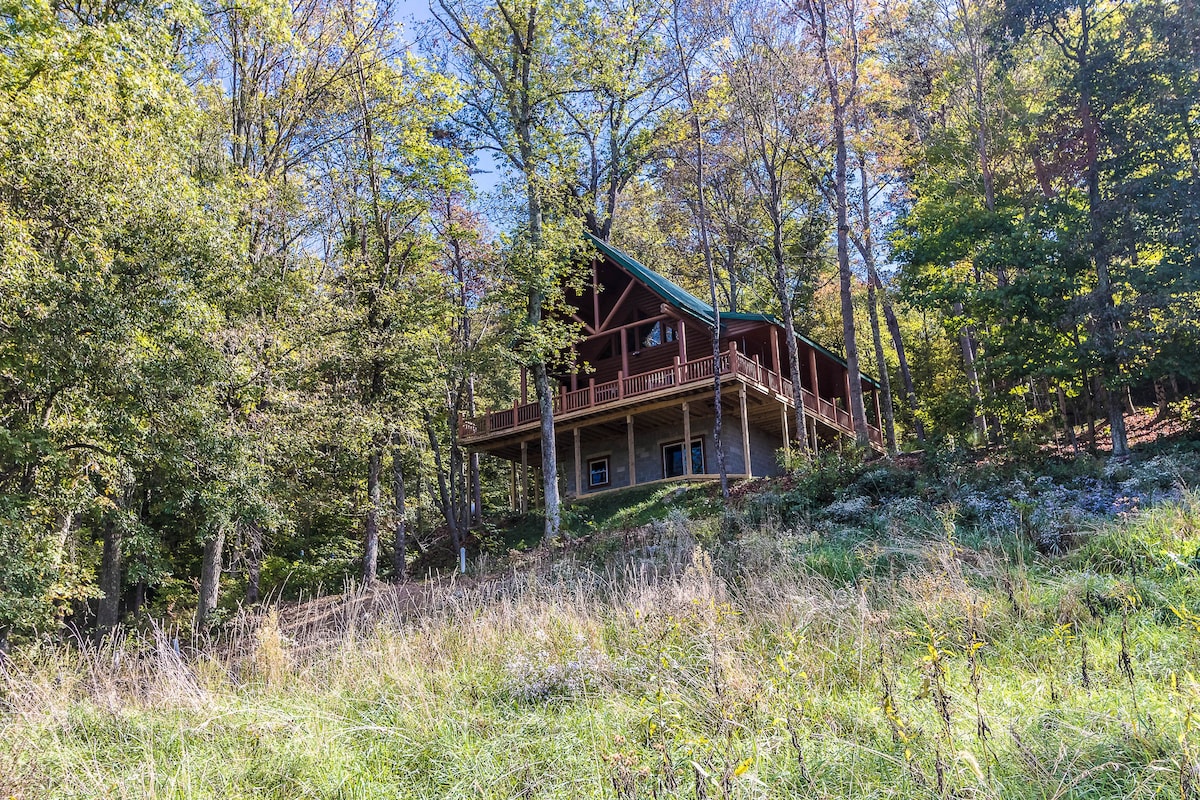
[821,495,873,524]
[501,643,611,704]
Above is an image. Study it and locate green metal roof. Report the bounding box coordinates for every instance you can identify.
[585,233,879,389]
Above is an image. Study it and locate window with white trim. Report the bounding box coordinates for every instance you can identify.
[588,457,610,488]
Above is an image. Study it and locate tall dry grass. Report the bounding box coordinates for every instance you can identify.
[3,504,1200,798]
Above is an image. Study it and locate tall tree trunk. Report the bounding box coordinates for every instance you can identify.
[392,437,407,582]
[867,281,897,453]
[197,529,225,628]
[672,0,728,498]
[857,161,897,452]
[1057,384,1080,453]
[873,271,924,442]
[801,0,870,446]
[246,523,263,605]
[524,182,562,540]
[768,184,810,454]
[1079,4,1128,457]
[424,410,463,548]
[954,302,987,440]
[466,376,483,527]
[95,515,123,642]
[832,112,870,444]
[531,362,561,534]
[362,442,382,583]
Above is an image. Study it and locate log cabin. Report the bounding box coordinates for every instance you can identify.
[459,234,885,506]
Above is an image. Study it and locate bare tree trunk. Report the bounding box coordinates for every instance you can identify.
[467,376,482,526]
[800,0,870,445]
[424,411,463,549]
[767,180,810,453]
[833,116,870,444]
[362,443,382,583]
[1057,384,1079,453]
[857,161,897,453]
[867,281,897,453]
[1079,7,1128,458]
[246,523,263,604]
[532,363,561,534]
[873,271,924,442]
[953,301,987,440]
[392,437,407,582]
[672,0,728,499]
[95,516,123,642]
[197,529,225,628]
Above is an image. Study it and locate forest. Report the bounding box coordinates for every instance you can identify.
[1,0,1199,653]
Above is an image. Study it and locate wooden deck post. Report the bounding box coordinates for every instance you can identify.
[617,370,625,399]
[679,319,687,363]
[729,341,739,374]
[781,404,791,464]
[843,370,853,429]
[682,401,692,476]
[621,326,629,376]
[510,461,517,512]
[519,441,529,514]
[673,355,682,385]
[574,426,582,498]
[808,348,820,399]
[740,383,752,478]
[770,326,782,382]
[626,415,636,487]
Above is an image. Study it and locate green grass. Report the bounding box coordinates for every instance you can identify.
[491,480,724,551]
[6,485,1200,798]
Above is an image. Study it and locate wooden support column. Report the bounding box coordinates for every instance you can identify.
[574,426,582,498]
[621,326,629,377]
[770,326,782,382]
[682,401,693,476]
[626,415,636,486]
[678,319,687,364]
[739,383,752,478]
[808,348,820,399]
[509,461,517,512]
[519,441,529,514]
[843,370,853,429]
[781,404,791,463]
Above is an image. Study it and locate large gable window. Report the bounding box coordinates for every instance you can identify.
[628,321,677,352]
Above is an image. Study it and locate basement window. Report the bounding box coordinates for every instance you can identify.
[662,438,704,478]
[588,457,610,488]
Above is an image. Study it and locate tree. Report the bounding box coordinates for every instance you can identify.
[794,0,873,446]
[723,2,819,453]
[433,0,588,539]
[669,0,730,498]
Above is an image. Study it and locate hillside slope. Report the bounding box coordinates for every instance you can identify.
[5,448,1200,799]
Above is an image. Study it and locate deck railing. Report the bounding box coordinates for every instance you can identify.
[460,344,883,448]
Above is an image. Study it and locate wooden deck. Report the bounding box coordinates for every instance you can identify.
[460,345,885,451]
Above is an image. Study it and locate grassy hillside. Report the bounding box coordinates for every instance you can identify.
[5,448,1200,799]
